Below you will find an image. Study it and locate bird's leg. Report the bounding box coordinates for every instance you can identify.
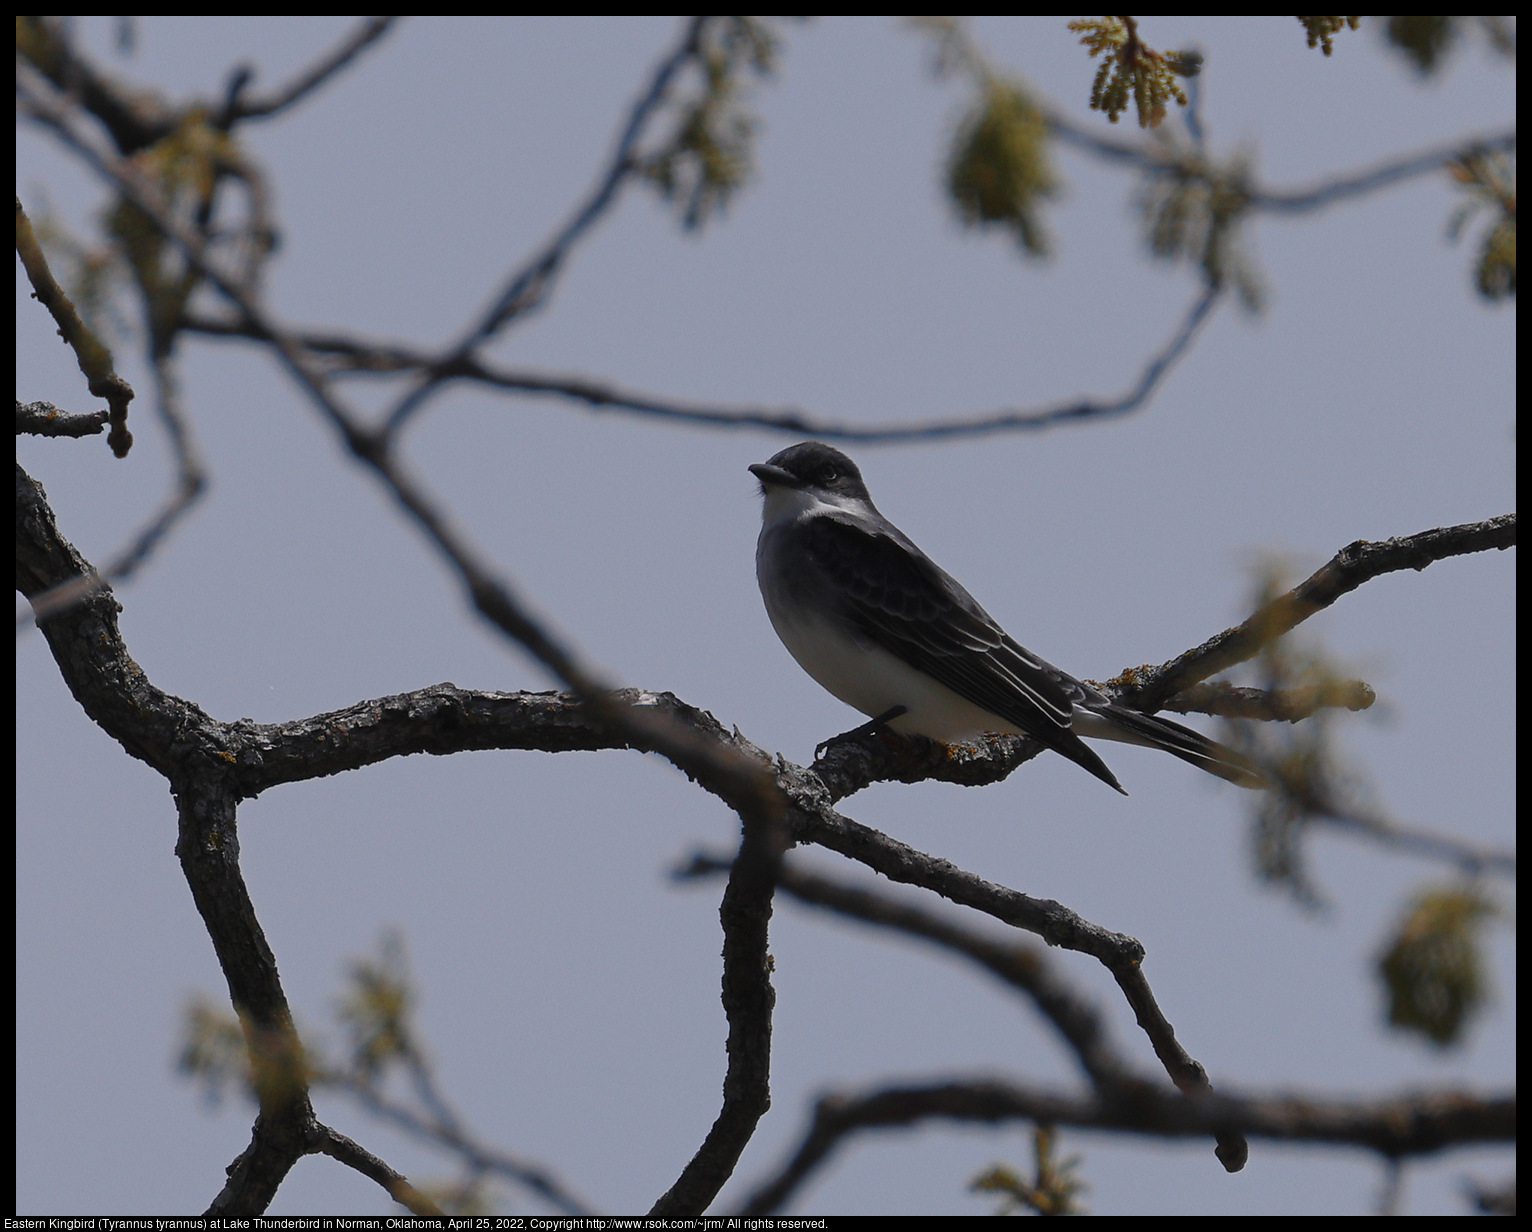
[814,705,909,761]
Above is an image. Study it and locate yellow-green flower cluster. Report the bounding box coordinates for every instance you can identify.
[1297,16,1360,57]
[1067,16,1193,129]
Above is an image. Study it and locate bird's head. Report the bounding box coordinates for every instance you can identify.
[749,441,873,505]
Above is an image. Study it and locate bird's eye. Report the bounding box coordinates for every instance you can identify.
[821,467,838,483]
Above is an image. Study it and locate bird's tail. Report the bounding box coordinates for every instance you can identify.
[1079,704,1268,790]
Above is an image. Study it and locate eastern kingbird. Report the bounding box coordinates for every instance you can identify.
[750,441,1266,794]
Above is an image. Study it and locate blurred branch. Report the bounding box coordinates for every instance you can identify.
[16,16,180,154]
[1163,678,1376,722]
[465,17,703,340]
[739,1079,1515,1214]
[18,198,788,1202]
[190,280,1222,443]
[178,122,1517,443]
[336,1076,594,1216]
[12,485,1240,1185]
[17,19,1514,1215]
[183,934,597,1215]
[383,16,715,431]
[312,1127,443,1217]
[478,278,1217,442]
[21,451,1510,1210]
[1287,791,1514,880]
[1250,130,1517,214]
[21,18,1516,462]
[18,460,781,1213]
[1464,1175,1517,1215]
[321,938,595,1215]
[26,41,791,1157]
[224,17,398,122]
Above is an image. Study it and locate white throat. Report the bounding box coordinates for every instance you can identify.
[758,483,872,531]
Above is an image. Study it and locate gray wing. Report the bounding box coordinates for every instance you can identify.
[800,515,1087,744]
[798,515,1262,793]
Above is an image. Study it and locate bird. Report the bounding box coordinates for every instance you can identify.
[749,440,1266,794]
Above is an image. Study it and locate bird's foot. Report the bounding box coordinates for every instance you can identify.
[814,705,909,762]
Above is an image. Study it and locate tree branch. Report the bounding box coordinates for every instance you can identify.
[685,851,1252,1172]
[1120,515,1517,713]
[1162,678,1377,723]
[311,1125,443,1216]
[18,51,792,836]
[225,17,398,122]
[16,196,134,455]
[380,17,714,432]
[186,280,1221,444]
[328,1071,595,1215]
[17,355,209,631]
[19,460,785,1212]
[16,398,110,438]
[649,799,779,1216]
[1249,129,1517,213]
[740,1079,1515,1214]
[681,853,1139,1093]
[16,17,180,155]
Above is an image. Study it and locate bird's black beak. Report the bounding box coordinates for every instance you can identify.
[749,462,801,488]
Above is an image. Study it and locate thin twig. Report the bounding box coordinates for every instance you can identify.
[330,1073,595,1215]
[16,196,134,455]
[178,123,1520,447]
[456,281,1216,442]
[313,1125,443,1216]
[188,279,1220,444]
[382,16,711,433]
[19,353,207,630]
[16,399,110,438]
[227,17,399,122]
[1250,130,1517,213]
[681,853,1137,1092]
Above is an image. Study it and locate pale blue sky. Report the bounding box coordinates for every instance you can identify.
[18,16,1514,1215]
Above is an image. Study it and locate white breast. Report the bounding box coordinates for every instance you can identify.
[760,591,1028,741]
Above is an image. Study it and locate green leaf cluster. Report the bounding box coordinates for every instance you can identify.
[971,1124,1087,1216]
[103,111,258,353]
[947,79,1058,256]
[1447,148,1517,301]
[1377,886,1494,1048]
[1137,143,1264,311]
[337,929,416,1078]
[640,16,781,231]
[1385,15,1458,74]
[176,994,252,1107]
